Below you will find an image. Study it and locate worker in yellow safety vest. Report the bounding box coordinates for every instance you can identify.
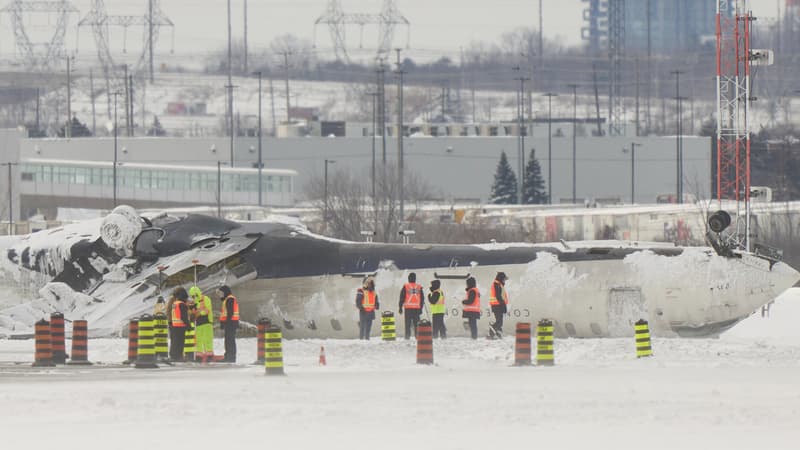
[216,285,239,363]
[428,279,446,339]
[189,286,215,363]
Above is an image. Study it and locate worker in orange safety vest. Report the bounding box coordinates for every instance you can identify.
[488,272,509,339]
[355,276,380,339]
[169,287,191,361]
[462,277,481,339]
[216,285,239,363]
[398,272,424,339]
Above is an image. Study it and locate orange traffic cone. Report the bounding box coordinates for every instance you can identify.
[319,346,326,366]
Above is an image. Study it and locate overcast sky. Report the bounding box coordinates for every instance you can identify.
[0,0,782,65]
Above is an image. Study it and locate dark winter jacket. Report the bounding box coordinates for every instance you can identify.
[427,290,442,305]
[356,288,380,319]
[462,289,480,319]
[491,281,508,314]
[398,285,425,311]
[169,301,190,329]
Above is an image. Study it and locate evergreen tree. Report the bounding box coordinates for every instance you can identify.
[523,149,548,204]
[148,115,167,136]
[489,151,518,204]
[57,116,92,137]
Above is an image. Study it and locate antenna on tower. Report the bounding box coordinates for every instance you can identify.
[314,0,410,63]
[1,0,79,71]
[715,0,771,251]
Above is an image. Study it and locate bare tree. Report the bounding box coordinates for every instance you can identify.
[304,162,435,242]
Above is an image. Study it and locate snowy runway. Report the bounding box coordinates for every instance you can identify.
[2,328,800,450]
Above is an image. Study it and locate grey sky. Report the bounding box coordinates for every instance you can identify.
[0,1,780,65]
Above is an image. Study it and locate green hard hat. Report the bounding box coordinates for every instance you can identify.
[189,286,202,298]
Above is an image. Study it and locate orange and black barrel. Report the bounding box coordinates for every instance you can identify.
[67,320,92,365]
[135,315,159,369]
[32,319,55,367]
[536,319,554,366]
[123,319,139,365]
[416,319,433,365]
[264,325,285,376]
[50,312,67,364]
[635,319,653,358]
[253,318,271,365]
[514,322,532,366]
[153,313,169,360]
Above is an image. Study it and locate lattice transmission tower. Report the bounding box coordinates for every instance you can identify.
[1,0,79,71]
[716,0,772,250]
[78,0,174,81]
[314,0,409,62]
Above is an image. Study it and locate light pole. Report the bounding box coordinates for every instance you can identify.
[543,93,558,204]
[395,48,406,225]
[65,55,73,138]
[324,159,336,231]
[628,142,641,204]
[1,162,17,234]
[672,70,684,204]
[568,83,578,204]
[216,160,229,218]
[366,91,378,220]
[513,66,529,204]
[253,71,263,206]
[110,91,122,207]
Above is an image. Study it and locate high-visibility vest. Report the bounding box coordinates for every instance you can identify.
[196,295,214,325]
[489,280,509,306]
[429,289,445,315]
[360,289,376,312]
[463,287,481,313]
[403,282,422,309]
[171,300,186,328]
[220,295,240,323]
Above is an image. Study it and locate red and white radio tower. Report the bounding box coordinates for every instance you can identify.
[715,0,754,249]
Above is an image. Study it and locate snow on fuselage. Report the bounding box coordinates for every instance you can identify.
[1,211,797,339]
[235,230,800,339]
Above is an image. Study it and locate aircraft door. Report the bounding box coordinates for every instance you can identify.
[606,288,647,337]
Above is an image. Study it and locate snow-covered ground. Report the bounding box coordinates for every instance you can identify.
[1,289,799,449]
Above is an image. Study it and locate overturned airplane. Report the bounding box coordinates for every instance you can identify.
[1,206,797,338]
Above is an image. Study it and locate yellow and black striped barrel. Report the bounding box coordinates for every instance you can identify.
[635,319,653,358]
[536,319,554,366]
[32,319,55,367]
[135,314,159,369]
[67,320,92,365]
[153,313,169,360]
[264,326,285,375]
[183,323,196,362]
[381,311,396,341]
